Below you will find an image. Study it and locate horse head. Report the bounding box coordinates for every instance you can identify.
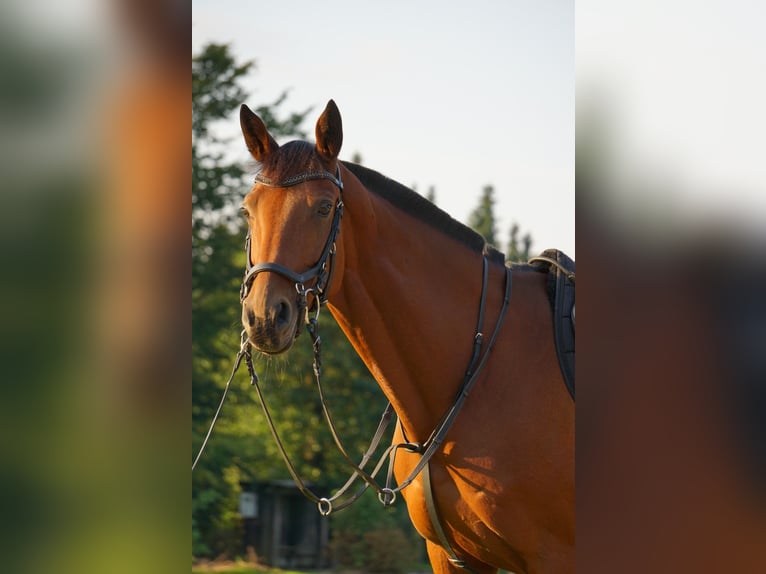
[239,100,345,355]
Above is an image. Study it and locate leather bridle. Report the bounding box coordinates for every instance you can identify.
[239,165,344,314]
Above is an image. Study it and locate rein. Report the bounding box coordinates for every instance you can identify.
[193,164,513,523]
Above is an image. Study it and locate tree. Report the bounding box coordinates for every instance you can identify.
[192,43,315,558]
[467,184,498,246]
[506,221,533,263]
[192,43,312,431]
[507,222,520,262]
[465,183,534,263]
[192,43,311,254]
[522,232,532,260]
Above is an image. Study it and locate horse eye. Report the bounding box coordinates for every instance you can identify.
[317,201,333,217]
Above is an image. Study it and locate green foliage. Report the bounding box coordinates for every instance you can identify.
[192,565,306,574]
[362,529,418,573]
[192,44,250,244]
[330,490,422,573]
[466,184,534,263]
[193,43,253,140]
[192,43,311,249]
[224,315,392,485]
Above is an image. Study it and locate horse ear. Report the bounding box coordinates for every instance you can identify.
[240,104,279,161]
[315,99,343,161]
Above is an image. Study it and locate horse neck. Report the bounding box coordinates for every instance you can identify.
[327,167,507,442]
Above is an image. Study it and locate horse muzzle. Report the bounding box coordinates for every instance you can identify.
[242,296,299,355]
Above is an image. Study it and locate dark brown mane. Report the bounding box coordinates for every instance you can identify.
[343,162,506,264]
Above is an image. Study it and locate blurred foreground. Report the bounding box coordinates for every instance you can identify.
[0,0,188,572]
[0,1,763,572]
[578,2,766,571]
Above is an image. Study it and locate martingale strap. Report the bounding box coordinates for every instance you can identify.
[391,262,513,495]
[398,262,513,570]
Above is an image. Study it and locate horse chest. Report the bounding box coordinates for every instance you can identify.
[397,456,527,570]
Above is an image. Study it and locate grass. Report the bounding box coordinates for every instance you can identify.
[191,557,434,574]
[191,559,314,574]
[192,571,293,574]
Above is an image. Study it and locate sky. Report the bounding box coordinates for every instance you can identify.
[577,1,766,238]
[193,0,574,256]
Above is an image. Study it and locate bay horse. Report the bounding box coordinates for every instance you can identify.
[238,100,574,574]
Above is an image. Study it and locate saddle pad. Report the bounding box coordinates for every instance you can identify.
[528,249,575,400]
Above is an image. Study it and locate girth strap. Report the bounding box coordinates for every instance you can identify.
[422,462,479,573]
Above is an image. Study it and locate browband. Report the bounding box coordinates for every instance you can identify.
[254,166,343,191]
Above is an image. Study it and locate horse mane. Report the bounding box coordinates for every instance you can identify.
[343,162,506,264]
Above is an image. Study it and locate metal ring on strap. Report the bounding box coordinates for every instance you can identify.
[317,497,333,516]
[377,487,397,506]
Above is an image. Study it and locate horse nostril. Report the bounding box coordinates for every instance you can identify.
[246,309,256,327]
[275,301,291,329]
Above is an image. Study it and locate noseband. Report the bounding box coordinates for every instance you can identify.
[239,166,344,313]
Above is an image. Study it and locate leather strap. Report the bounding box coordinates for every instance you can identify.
[394,265,512,494]
[254,167,343,190]
[422,462,478,572]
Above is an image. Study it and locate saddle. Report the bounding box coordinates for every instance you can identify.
[528,249,575,400]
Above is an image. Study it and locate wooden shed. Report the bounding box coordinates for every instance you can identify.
[239,480,331,568]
